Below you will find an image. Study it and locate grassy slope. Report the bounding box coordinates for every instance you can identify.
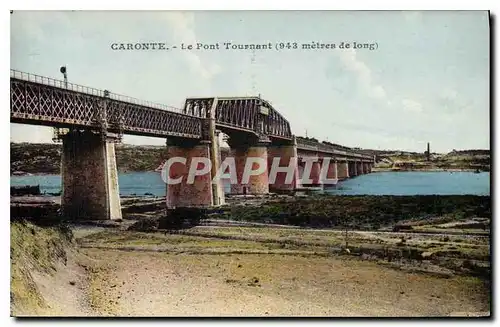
[10,221,74,316]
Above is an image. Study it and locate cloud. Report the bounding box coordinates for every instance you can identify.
[401,99,423,113]
[165,12,221,81]
[371,85,387,99]
[336,48,387,100]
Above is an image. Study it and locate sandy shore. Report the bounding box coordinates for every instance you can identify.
[82,247,489,317]
[73,224,490,317]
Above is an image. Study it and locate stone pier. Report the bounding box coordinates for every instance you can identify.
[366,162,372,173]
[347,161,357,177]
[337,160,350,180]
[165,139,225,208]
[357,161,364,175]
[61,130,121,220]
[309,161,322,186]
[267,139,299,193]
[323,159,338,186]
[228,136,270,195]
[165,97,226,208]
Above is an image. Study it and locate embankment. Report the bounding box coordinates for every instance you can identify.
[10,221,95,316]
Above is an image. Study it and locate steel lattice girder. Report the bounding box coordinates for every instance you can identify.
[11,72,293,141]
[11,77,203,138]
[183,96,293,139]
[11,79,99,127]
[106,99,202,138]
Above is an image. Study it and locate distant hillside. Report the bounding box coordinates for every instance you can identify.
[11,143,61,174]
[10,142,491,175]
[366,148,490,172]
[10,143,166,175]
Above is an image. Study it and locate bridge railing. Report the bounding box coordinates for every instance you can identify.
[107,92,185,115]
[11,69,104,97]
[10,69,187,116]
[296,137,373,160]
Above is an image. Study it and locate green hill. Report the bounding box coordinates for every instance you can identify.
[10,143,166,175]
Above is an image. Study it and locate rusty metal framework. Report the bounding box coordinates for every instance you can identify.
[183,97,214,118]
[105,99,202,138]
[260,99,292,139]
[183,96,293,140]
[216,98,258,132]
[11,70,292,141]
[10,70,370,160]
[10,70,202,139]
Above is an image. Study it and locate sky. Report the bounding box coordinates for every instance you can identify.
[10,10,490,153]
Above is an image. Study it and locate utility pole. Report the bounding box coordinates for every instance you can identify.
[60,65,67,88]
[53,66,68,142]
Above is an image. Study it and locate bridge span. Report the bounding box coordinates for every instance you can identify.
[10,70,375,220]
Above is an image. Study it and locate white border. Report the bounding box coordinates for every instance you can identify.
[2,1,496,326]
[2,0,497,10]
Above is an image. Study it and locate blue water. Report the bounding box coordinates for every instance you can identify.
[10,172,166,197]
[10,171,490,197]
[325,171,490,196]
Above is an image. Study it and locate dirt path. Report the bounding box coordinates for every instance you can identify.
[83,248,490,317]
[27,251,98,317]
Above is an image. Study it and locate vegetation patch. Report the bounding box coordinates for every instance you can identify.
[226,195,490,230]
[10,221,74,316]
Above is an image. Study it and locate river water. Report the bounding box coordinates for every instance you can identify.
[10,171,490,196]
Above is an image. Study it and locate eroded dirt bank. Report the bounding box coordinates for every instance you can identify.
[10,221,98,316]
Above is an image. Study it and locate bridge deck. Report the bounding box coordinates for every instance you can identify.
[296,138,373,160]
[10,70,373,161]
[10,70,202,138]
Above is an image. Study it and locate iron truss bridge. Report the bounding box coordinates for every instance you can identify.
[10,70,292,140]
[296,137,373,161]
